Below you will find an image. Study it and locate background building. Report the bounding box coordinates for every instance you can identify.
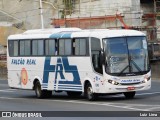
[0,0,160,48]
[52,0,160,41]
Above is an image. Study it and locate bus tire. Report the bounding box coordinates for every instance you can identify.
[123,91,135,99]
[67,91,82,97]
[85,83,97,101]
[35,81,52,98]
[45,90,52,98]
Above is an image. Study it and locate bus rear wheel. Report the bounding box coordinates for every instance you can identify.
[85,83,97,101]
[123,91,135,99]
[35,81,52,98]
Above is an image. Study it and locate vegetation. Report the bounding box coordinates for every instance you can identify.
[61,0,73,18]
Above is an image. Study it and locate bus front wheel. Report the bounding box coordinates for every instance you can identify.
[85,83,97,101]
[35,81,52,98]
[123,91,135,99]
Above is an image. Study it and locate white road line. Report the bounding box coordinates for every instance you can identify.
[0,89,17,92]
[136,92,160,96]
[42,99,151,111]
[147,107,160,110]
[0,91,159,111]
[107,103,160,107]
[0,96,151,111]
[106,91,160,98]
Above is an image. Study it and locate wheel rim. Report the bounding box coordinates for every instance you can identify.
[36,84,41,97]
[87,86,93,99]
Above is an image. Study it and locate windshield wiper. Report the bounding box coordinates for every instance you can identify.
[130,59,143,74]
[117,59,143,76]
[118,65,129,76]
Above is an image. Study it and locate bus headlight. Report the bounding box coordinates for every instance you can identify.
[142,76,151,83]
[108,80,119,85]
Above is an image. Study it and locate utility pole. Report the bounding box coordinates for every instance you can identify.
[39,0,44,29]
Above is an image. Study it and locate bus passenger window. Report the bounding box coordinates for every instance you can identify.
[91,37,103,74]
[38,40,44,55]
[45,40,56,56]
[25,41,31,56]
[75,39,87,55]
[32,40,38,55]
[20,40,31,56]
[20,41,25,56]
[8,41,18,56]
[59,39,72,55]
[32,40,44,56]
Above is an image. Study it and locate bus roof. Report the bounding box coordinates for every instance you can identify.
[71,29,145,39]
[8,28,145,40]
[8,28,82,40]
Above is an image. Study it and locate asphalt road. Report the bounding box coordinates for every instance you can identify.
[0,79,160,119]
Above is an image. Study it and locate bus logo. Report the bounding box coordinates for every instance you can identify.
[43,57,81,85]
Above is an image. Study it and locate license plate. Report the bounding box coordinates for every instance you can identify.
[127,86,135,90]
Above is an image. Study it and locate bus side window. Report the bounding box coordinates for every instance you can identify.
[91,37,103,74]
[32,40,44,56]
[8,40,18,57]
[58,39,72,55]
[45,39,56,56]
[20,40,31,56]
[75,38,87,55]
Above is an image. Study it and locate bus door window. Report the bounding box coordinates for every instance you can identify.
[91,37,103,74]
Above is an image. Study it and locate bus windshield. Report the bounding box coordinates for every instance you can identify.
[104,36,150,76]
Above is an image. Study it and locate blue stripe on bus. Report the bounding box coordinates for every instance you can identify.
[49,33,62,39]
[42,84,48,86]
[49,32,72,39]
[61,33,72,38]
[54,84,82,87]
[42,86,48,88]
[54,86,82,88]
[54,87,82,90]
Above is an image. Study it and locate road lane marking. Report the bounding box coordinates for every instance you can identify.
[0,96,154,111]
[147,107,160,110]
[0,91,159,111]
[112,91,160,97]
[104,102,160,107]
[136,92,160,96]
[0,89,17,92]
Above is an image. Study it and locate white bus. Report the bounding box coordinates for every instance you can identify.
[7,28,151,100]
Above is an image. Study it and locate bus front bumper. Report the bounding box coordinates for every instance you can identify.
[101,80,151,94]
